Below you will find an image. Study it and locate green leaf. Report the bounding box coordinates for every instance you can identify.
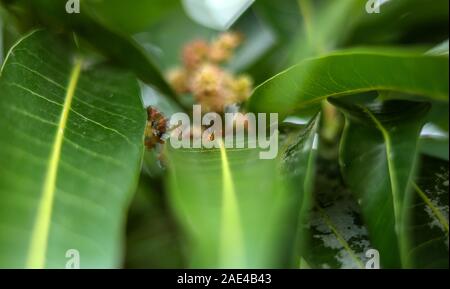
[409,155,449,268]
[247,0,366,84]
[246,0,302,83]
[2,0,179,104]
[347,0,449,46]
[85,0,179,34]
[0,4,22,65]
[0,13,3,65]
[124,174,185,269]
[378,93,448,161]
[279,114,319,267]
[305,160,372,269]
[253,0,301,41]
[282,123,372,269]
[249,0,447,84]
[288,0,367,63]
[247,50,448,119]
[329,98,431,268]
[165,140,295,268]
[0,30,146,268]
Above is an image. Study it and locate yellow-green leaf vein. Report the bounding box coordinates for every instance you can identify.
[218,139,245,268]
[412,182,449,234]
[26,58,83,269]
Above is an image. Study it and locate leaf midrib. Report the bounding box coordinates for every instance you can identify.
[317,205,364,269]
[362,106,411,267]
[412,182,449,234]
[219,139,245,268]
[362,107,401,226]
[26,58,83,269]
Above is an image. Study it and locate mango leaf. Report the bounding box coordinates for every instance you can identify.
[247,49,448,119]
[0,14,3,65]
[347,0,449,46]
[378,94,449,161]
[85,0,179,34]
[329,98,431,268]
[249,0,380,84]
[0,30,146,268]
[124,174,185,269]
[247,0,356,83]
[246,0,301,83]
[289,0,448,64]
[304,159,372,269]
[0,4,23,64]
[279,114,319,267]
[409,155,449,268]
[282,118,373,269]
[1,0,179,105]
[287,0,367,64]
[253,0,301,41]
[165,140,296,268]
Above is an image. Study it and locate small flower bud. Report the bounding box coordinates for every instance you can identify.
[230,75,253,103]
[167,68,189,94]
[182,40,210,70]
[209,32,243,63]
[189,64,223,95]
